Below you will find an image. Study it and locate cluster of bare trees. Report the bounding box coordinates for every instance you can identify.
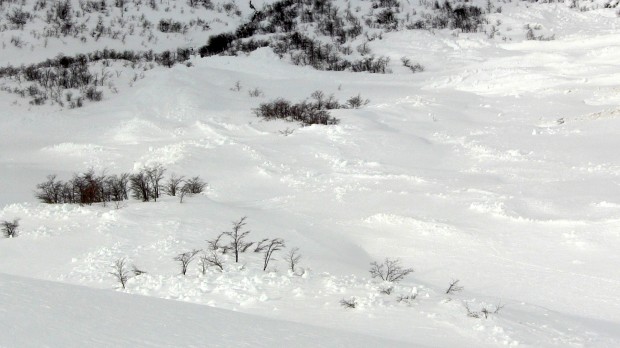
[197,0,394,73]
[254,90,370,125]
[35,171,130,205]
[35,165,206,205]
[110,217,303,289]
[407,1,485,32]
[200,217,295,272]
[0,47,194,106]
[109,224,504,319]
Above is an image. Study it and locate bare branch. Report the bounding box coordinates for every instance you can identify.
[445,279,464,294]
[200,250,224,273]
[262,238,285,271]
[253,238,269,253]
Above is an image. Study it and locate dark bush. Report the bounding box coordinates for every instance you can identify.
[7,8,31,29]
[199,32,236,57]
[158,19,186,33]
[84,86,103,101]
[254,98,340,125]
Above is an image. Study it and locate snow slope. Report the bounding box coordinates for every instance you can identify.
[1,1,620,347]
[0,273,413,347]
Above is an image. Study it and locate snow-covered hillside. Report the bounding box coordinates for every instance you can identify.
[1,0,620,346]
[0,273,415,347]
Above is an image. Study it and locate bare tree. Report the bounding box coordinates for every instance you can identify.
[35,175,63,203]
[1,219,19,238]
[223,217,251,263]
[129,171,151,202]
[174,249,201,275]
[145,163,165,201]
[369,258,413,283]
[109,258,130,289]
[178,176,206,202]
[284,247,301,273]
[183,176,207,194]
[262,238,285,271]
[164,174,184,196]
[200,250,224,273]
[445,279,464,294]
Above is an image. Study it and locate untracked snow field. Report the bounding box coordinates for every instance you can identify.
[1,2,620,347]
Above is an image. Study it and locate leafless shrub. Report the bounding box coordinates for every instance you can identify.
[445,279,464,294]
[401,56,424,73]
[492,301,504,315]
[396,293,417,304]
[346,94,370,108]
[465,302,481,318]
[248,87,263,97]
[262,238,285,271]
[369,258,413,283]
[10,36,24,48]
[200,250,224,272]
[230,80,242,91]
[1,219,20,238]
[224,217,251,263]
[109,258,130,289]
[279,128,294,136]
[465,301,504,319]
[310,90,341,109]
[284,247,301,273]
[254,98,340,125]
[132,264,147,276]
[379,284,394,295]
[340,297,357,309]
[356,42,372,55]
[84,86,103,101]
[7,8,31,29]
[174,249,201,275]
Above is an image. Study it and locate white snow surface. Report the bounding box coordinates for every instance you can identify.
[2,1,620,347]
[0,273,414,347]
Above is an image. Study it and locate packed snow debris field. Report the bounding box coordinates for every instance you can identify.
[1,0,620,346]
